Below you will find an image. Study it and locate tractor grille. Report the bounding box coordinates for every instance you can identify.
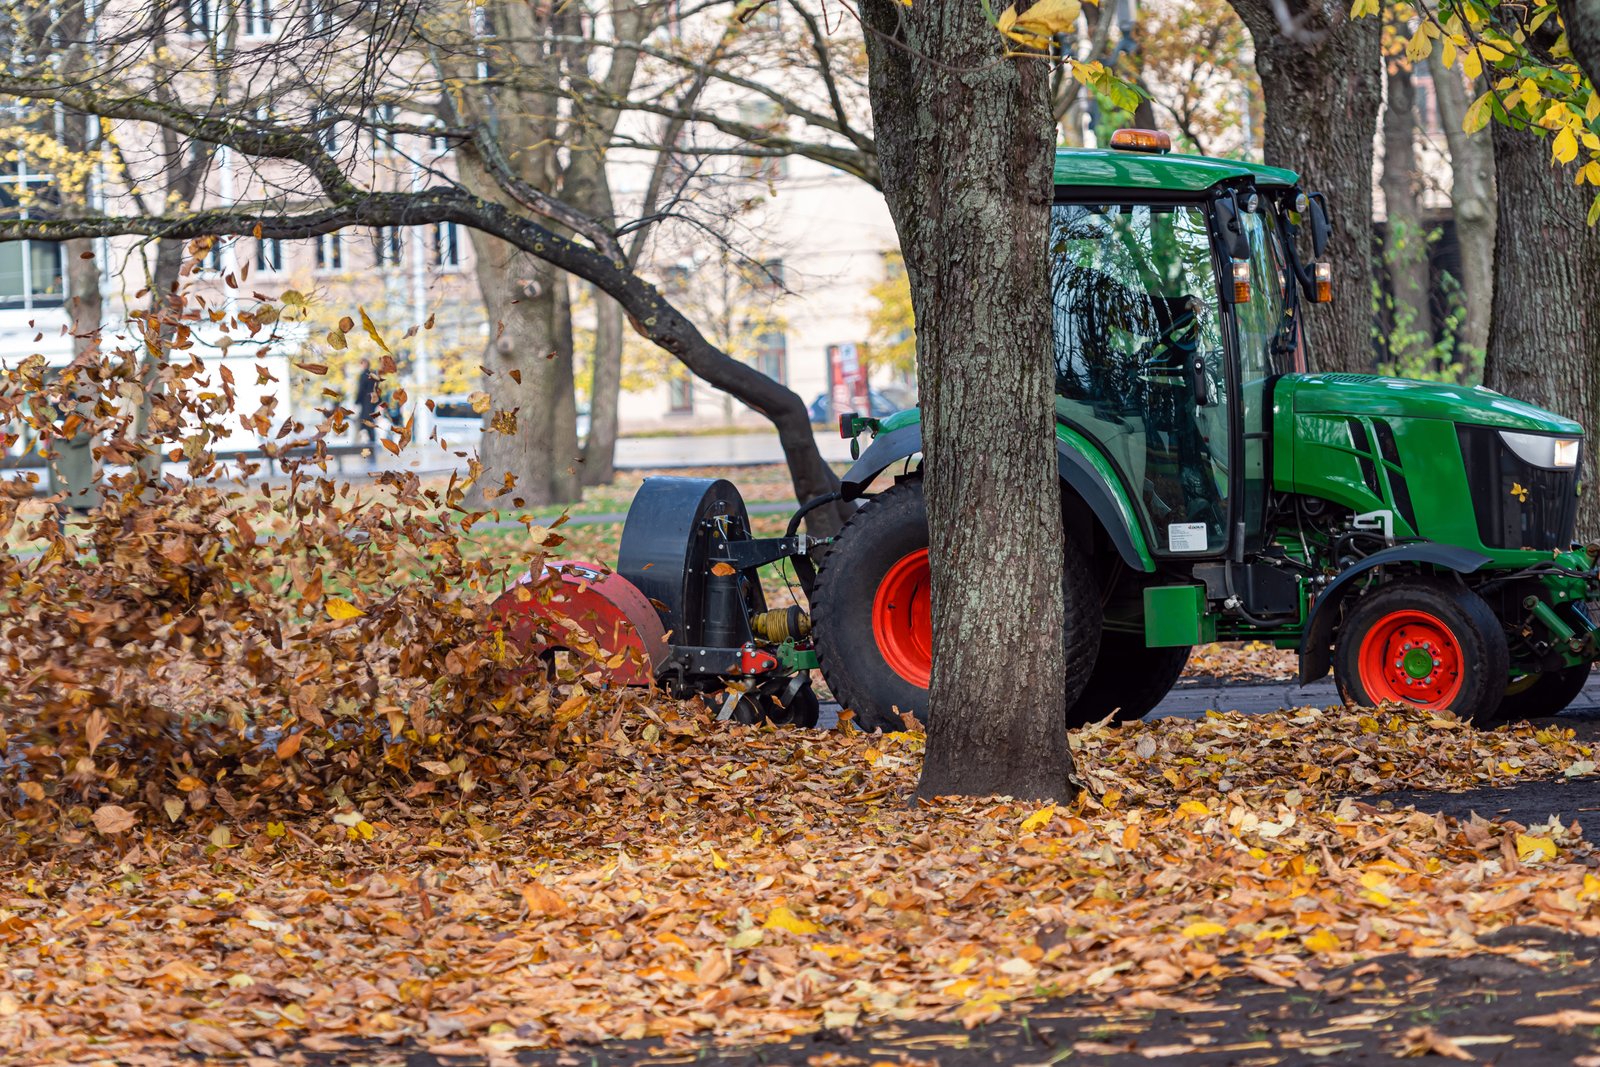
[1457,426,1581,551]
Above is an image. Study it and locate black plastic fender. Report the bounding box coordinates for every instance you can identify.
[837,424,1147,571]
[1298,542,1494,684]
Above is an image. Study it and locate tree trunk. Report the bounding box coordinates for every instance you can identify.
[468,235,582,508]
[581,287,623,486]
[1228,0,1383,373]
[53,237,103,512]
[1557,0,1600,89]
[862,0,1074,801]
[1378,63,1435,367]
[1426,53,1495,371]
[1484,119,1600,539]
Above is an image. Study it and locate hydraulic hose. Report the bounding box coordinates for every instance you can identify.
[786,492,842,538]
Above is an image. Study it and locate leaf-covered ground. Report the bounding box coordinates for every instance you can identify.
[4,701,1598,1065]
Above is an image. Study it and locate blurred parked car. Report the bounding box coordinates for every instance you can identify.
[424,397,590,445]
[809,390,901,425]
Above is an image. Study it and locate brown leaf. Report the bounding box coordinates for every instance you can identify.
[91,804,137,835]
[519,884,570,917]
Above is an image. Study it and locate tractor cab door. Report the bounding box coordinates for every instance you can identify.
[1049,200,1232,558]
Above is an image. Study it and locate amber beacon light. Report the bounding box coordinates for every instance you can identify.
[1108,128,1173,154]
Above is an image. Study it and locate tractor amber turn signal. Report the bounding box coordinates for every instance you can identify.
[1108,128,1172,154]
[1313,261,1333,303]
[1230,260,1251,303]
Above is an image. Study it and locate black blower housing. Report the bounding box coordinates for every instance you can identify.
[616,477,768,647]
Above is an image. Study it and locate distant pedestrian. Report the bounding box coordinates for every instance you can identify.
[354,359,379,447]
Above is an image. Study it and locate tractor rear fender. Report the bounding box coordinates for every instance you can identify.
[837,423,1153,572]
[1298,543,1493,685]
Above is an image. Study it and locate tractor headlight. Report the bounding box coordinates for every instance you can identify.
[1499,430,1582,470]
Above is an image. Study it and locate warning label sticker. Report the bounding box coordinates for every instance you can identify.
[1168,522,1208,552]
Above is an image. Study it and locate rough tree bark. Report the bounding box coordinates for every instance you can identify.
[1426,53,1495,369]
[1227,0,1383,373]
[862,0,1074,800]
[467,235,583,507]
[1556,0,1600,89]
[1378,62,1435,365]
[583,287,624,487]
[1484,120,1600,539]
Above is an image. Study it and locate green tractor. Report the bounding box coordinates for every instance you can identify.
[503,129,1597,732]
[808,129,1598,730]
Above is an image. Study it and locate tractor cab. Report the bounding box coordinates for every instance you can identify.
[1048,129,1328,561]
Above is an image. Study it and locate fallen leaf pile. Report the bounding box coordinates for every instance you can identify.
[1185,641,1300,682]
[2,701,1598,1064]
[5,283,1600,1064]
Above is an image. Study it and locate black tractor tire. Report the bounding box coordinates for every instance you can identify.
[1069,633,1190,727]
[1332,580,1510,725]
[811,478,1101,732]
[1497,664,1592,721]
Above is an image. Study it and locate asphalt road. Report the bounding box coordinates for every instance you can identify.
[815,673,1600,731]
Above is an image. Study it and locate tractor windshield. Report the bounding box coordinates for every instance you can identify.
[1049,202,1231,557]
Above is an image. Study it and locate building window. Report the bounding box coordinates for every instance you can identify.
[431,222,460,268]
[369,103,395,154]
[0,157,65,310]
[255,237,284,273]
[184,0,212,34]
[200,237,229,274]
[430,122,452,154]
[315,233,342,271]
[312,107,338,153]
[373,226,403,268]
[752,327,786,383]
[306,0,330,35]
[753,257,784,291]
[667,375,693,414]
[243,0,274,36]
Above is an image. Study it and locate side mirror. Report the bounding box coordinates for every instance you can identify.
[1307,192,1332,258]
[1213,192,1252,261]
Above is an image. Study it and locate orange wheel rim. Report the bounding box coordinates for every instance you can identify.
[872,549,932,688]
[1356,608,1464,709]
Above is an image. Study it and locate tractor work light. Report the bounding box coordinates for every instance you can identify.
[1500,431,1582,470]
[1108,128,1172,153]
[1313,261,1332,303]
[1230,260,1251,303]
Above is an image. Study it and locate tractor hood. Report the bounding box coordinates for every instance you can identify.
[1285,373,1584,436]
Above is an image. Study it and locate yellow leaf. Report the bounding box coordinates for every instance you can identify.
[1406,28,1433,61]
[995,3,1017,35]
[1516,833,1557,863]
[1302,928,1341,954]
[709,846,731,871]
[1004,0,1081,47]
[1181,921,1227,939]
[1587,92,1600,123]
[359,307,392,353]
[762,905,819,935]
[1553,126,1580,165]
[326,597,364,621]
[1020,804,1056,832]
[1578,873,1600,901]
[1519,77,1542,109]
[949,955,978,975]
[1463,91,1494,134]
[728,928,764,949]
[1177,800,1211,817]
[1461,45,1483,80]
